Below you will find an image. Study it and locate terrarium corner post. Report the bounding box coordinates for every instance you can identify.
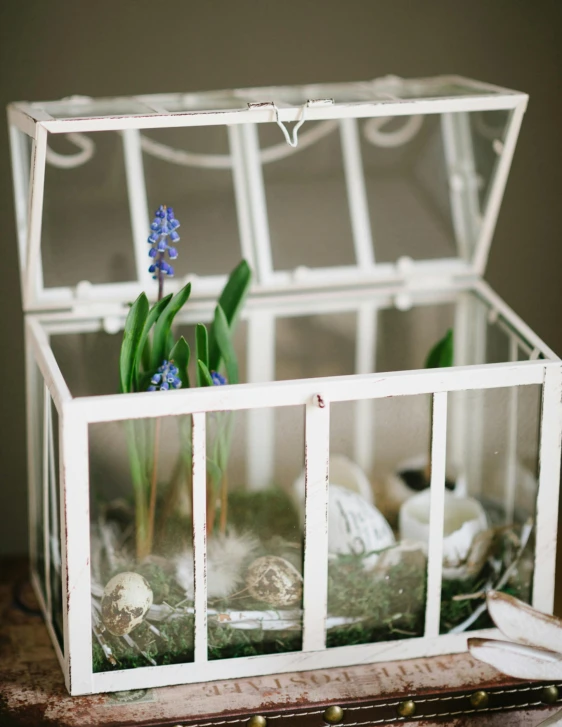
[60,400,93,695]
[302,397,330,652]
[532,363,562,614]
[191,411,208,664]
[424,391,448,638]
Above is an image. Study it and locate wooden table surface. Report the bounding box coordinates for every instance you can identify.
[1,558,560,727]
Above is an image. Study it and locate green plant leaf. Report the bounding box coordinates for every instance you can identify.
[208,260,251,371]
[214,304,239,384]
[424,328,454,369]
[195,324,209,387]
[119,293,149,393]
[169,336,191,389]
[150,283,192,370]
[197,359,214,387]
[133,293,173,390]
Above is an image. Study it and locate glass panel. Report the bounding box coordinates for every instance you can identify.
[48,397,64,650]
[143,126,243,277]
[49,289,538,400]
[30,362,46,599]
[360,113,454,263]
[360,110,511,265]
[207,406,304,659]
[50,315,248,398]
[89,415,196,673]
[470,110,512,210]
[258,121,357,272]
[42,131,136,289]
[141,78,496,114]
[34,78,505,121]
[327,395,430,647]
[441,385,541,633]
[41,97,156,119]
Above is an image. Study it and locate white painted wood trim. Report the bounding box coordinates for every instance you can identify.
[424,392,448,637]
[504,335,520,524]
[474,279,559,361]
[241,123,273,285]
[32,276,470,329]
[73,361,547,424]
[87,626,500,695]
[339,117,375,268]
[26,258,473,312]
[25,324,40,575]
[302,399,330,651]
[227,124,256,269]
[7,104,40,137]
[532,365,562,613]
[191,412,208,664]
[473,99,527,274]
[60,402,92,694]
[26,317,72,411]
[39,94,525,135]
[8,124,30,296]
[43,384,52,617]
[24,124,47,309]
[122,128,152,288]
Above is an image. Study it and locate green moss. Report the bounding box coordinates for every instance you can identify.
[225,487,301,541]
[93,490,534,671]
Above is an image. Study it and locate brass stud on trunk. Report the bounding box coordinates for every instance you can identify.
[247,716,267,727]
[470,690,489,709]
[397,700,416,718]
[541,686,559,704]
[323,705,344,724]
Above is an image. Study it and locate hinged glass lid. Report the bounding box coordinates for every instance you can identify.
[8,75,527,312]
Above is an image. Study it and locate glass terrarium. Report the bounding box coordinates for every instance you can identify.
[8,75,562,695]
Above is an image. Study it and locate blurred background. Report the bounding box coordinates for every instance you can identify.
[1,0,561,606]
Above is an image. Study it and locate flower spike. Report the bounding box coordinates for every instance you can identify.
[148,205,180,296]
[147,360,182,391]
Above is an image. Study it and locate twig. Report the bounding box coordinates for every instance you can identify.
[145,418,162,557]
[448,521,533,634]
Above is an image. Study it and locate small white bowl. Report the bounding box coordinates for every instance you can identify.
[399,489,488,570]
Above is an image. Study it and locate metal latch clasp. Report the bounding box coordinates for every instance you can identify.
[248,98,334,148]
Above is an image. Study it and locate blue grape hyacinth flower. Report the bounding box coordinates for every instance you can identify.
[148,205,180,281]
[211,371,227,386]
[148,360,182,391]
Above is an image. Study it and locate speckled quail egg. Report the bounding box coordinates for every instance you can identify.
[101,572,153,636]
[245,556,303,607]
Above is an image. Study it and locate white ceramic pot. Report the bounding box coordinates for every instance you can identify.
[399,489,488,571]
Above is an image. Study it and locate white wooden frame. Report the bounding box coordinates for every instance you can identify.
[24,278,562,695]
[11,76,562,696]
[8,74,527,311]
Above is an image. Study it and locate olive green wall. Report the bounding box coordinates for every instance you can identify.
[1,2,561,601]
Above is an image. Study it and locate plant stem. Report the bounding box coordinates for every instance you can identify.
[125,421,149,561]
[207,478,217,536]
[219,472,228,535]
[157,258,164,301]
[146,418,162,556]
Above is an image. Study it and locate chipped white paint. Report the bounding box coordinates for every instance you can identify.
[424,392,447,638]
[302,399,330,652]
[191,412,208,664]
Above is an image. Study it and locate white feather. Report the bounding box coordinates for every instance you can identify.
[538,709,562,727]
[176,531,259,600]
[468,637,562,680]
[487,590,562,654]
